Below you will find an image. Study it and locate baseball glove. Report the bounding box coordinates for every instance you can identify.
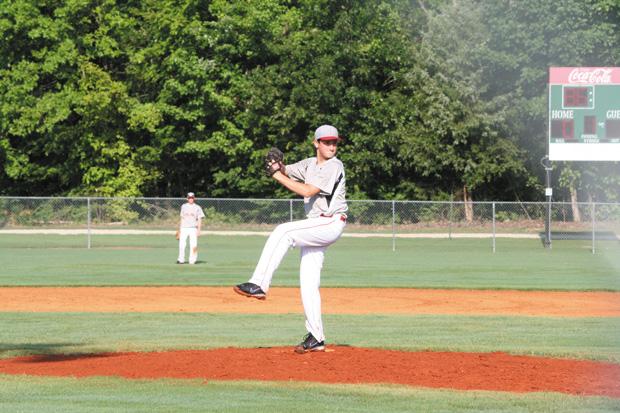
[175,230,180,240]
[264,147,285,176]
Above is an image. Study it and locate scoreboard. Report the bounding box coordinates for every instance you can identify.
[548,67,620,161]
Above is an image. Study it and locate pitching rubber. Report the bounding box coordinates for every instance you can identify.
[294,344,326,354]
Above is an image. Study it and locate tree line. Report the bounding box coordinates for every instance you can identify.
[1,0,619,204]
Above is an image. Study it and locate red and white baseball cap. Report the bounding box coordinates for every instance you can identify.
[314,125,341,141]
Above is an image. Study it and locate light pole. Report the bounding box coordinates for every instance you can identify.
[541,155,553,248]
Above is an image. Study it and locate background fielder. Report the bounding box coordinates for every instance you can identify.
[234,124,347,354]
[177,192,205,265]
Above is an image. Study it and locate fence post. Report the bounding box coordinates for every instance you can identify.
[591,202,596,254]
[448,201,453,240]
[541,156,553,249]
[492,202,496,253]
[87,197,91,249]
[392,200,396,252]
[289,199,293,222]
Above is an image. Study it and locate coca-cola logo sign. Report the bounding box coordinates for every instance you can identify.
[568,68,612,84]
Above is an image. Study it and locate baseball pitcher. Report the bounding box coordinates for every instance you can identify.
[177,192,205,265]
[234,125,347,354]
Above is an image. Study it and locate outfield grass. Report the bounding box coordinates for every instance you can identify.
[0,233,619,411]
[1,313,619,362]
[0,235,618,290]
[1,376,619,413]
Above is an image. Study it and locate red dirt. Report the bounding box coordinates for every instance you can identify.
[1,287,619,316]
[1,347,619,397]
[2,286,619,397]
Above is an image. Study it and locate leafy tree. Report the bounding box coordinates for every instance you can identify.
[1,0,618,205]
[0,0,159,196]
[421,0,620,205]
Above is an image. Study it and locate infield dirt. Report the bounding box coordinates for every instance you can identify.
[1,287,619,397]
[1,286,619,316]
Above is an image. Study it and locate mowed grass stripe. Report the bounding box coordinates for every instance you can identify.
[1,376,619,413]
[1,313,619,362]
[0,235,618,290]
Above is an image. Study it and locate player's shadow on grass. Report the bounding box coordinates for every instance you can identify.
[0,342,112,361]
[24,353,116,363]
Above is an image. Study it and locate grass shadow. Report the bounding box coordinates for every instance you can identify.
[23,352,116,363]
[0,343,111,361]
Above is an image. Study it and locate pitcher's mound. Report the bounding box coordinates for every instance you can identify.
[1,346,619,397]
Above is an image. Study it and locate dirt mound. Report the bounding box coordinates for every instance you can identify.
[1,347,618,397]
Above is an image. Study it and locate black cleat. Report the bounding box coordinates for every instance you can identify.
[294,333,325,354]
[176,261,184,264]
[233,282,266,300]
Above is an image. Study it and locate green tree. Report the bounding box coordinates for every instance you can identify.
[224,0,527,201]
[1,0,617,203]
[421,0,620,204]
[0,0,159,196]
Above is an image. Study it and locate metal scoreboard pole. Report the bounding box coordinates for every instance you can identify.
[541,156,553,248]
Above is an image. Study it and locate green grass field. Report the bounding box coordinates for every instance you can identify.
[2,376,619,413]
[1,313,619,361]
[0,234,618,290]
[0,234,619,412]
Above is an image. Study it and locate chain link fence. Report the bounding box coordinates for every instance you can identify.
[0,197,618,252]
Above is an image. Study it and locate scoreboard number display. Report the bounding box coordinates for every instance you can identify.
[548,67,620,161]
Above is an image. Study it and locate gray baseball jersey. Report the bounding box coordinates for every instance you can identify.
[285,156,348,218]
[180,203,205,228]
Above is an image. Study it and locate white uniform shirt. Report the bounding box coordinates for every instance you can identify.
[180,203,205,228]
[285,156,348,218]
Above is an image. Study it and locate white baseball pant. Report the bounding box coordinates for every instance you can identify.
[248,214,346,342]
[178,227,199,264]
